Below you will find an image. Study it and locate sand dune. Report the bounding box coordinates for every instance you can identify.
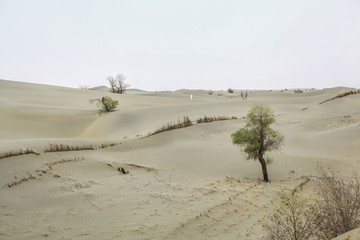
[0,79,359,239]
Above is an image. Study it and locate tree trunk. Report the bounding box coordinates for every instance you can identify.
[259,155,269,182]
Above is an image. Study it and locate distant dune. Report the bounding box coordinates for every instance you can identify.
[0,79,359,239]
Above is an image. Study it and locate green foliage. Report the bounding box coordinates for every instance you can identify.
[231,104,283,161]
[101,96,118,112]
[91,96,118,114]
[228,88,234,93]
[231,104,283,181]
[294,89,303,93]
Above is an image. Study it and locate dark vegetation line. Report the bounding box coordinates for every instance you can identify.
[1,115,239,159]
[319,90,360,105]
[0,142,120,160]
[145,115,238,137]
[6,156,83,188]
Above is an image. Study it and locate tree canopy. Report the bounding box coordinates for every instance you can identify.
[231,104,284,181]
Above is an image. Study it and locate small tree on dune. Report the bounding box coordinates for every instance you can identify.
[231,104,284,182]
[90,96,119,114]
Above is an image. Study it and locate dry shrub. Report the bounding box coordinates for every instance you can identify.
[196,115,238,123]
[44,144,96,152]
[263,192,315,240]
[108,74,130,94]
[312,168,360,239]
[319,90,360,104]
[0,148,40,160]
[148,116,193,136]
[263,168,360,240]
[44,142,118,153]
[0,142,118,160]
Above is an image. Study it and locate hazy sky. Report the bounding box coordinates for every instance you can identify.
[1,0,359,91]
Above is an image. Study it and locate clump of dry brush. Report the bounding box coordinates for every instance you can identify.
[196,115,238,123]
[319,89,360,105]
[147,115,239,137]
[148,116,193,137]
[263,167,360,240]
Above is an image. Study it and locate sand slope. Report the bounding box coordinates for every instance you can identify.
[0,80,359,239]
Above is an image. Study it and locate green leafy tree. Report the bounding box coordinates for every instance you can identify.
[231,104,284,182]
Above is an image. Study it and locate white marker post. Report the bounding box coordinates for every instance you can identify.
[190,94,193,100]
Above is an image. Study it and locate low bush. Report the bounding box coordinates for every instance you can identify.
[294,89,304,93]
[312,168,360,239]
[263,192,314,240]
[90,96,119,114]
[263,168,360,239]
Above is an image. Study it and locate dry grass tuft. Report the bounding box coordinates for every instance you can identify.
[44,142,118,153]
[319,90,360,104]
[1,142,118,160]
[0,148,40,160]
[147,116,193,137]
[196,115,238,123]
[146,115,238,137]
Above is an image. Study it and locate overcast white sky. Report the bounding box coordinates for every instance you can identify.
[0,0,359,91]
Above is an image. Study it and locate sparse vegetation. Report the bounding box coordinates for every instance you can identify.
[147,117,193,137]
[0,148,40,160]
[240,91,248,100]
[7,172,36,188]
[108,74,130,94]
[312,168,360,239]
[263,192,314,240]
[319,90,360,104]
[44,142,117,152]
[6,157,84,188]
[294,89,304,93]
[263,168,360,239]
[90,96,119,114]
[208,90,214,95]
[228,88,234,93]
[196,115,237,123]
[231,104,284,182]
[145,115,239,137]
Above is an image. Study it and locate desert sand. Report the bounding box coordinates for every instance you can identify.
[0,79,359,239]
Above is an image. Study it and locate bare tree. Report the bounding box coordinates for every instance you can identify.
[108,74,130,94]
[312,168,360,239]
[108,76,116,93]
[263,192,315,240]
